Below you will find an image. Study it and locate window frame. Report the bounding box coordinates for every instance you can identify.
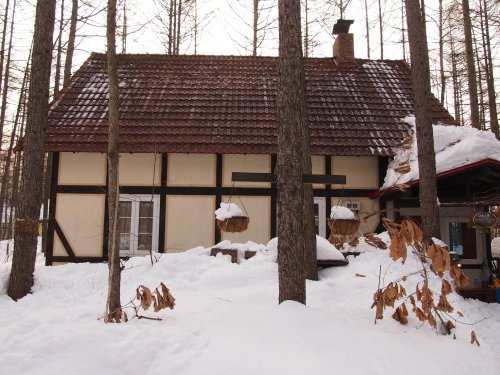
[118,194,160,256]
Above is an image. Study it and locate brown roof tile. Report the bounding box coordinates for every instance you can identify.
[46,53,456,156]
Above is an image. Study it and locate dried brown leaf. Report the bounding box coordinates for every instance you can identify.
[392,304,409,325]
[450,266,470,288]
[437,294,454,313]
[355,273,366,278]
[428,313,437,330]
[394,183,410,192]
[457,311,464,318]
[410,220,424,243]
[414,307,427,322]
[471,331,480,346]
[400,219,414,245]
[395,164,411,174]
[136,285,154,311]
[441,279,453,295]
[409,295,416,308]
[445,320,455,331]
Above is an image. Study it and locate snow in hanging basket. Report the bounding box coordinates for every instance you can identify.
[215,202,249,233]
[327,206,360,236]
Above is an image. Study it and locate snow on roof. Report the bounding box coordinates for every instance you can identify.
[382,116,500,189]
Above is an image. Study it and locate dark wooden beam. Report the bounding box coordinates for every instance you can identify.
[231,172,346,185]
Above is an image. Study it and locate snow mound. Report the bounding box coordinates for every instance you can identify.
[215,202,244,220]
[266,236,345,261]
[382,116,500,189]
[330,206,355,220]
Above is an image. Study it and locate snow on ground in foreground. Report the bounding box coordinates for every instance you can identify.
[382,116,500,189]
[0,238,499,375]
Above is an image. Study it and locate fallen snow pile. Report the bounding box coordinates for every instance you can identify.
[265,235,345,261]
[330,205,356,220]
[382,116,500,189]
[215,202,245,220]
[0,237,499,375]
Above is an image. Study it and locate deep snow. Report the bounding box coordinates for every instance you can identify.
[0,236,499,375]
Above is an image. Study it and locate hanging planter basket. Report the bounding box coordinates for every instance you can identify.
[217,216,250,233]
[327,218,361,236]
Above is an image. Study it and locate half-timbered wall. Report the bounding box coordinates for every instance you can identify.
[46,152,381,265]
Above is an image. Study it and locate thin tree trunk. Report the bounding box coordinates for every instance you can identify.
[176,0,182,54]
[54,0,64,97]
[405,0,440,240]
[401,0,406,61]
[0,0,10,126]
[122,0,127,53]
[277,0,306,304]
[438,0,445,104]
[105,0,123,323]
[63,0,77,85]
[8,0,57,301]
[481,0,499,139]
[0,48,29,240]
[0,0,14,152]
[253,0,258,56]
[378,0,383,59]
[365,0,370,59]
[461,0,480,129]
[168,0,174,54]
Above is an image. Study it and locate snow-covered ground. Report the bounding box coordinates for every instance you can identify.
[0,237,499,375]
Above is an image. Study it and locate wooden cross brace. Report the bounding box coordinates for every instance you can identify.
[232,172,346,185]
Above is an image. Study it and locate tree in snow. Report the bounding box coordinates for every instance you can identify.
[404,0,440,240]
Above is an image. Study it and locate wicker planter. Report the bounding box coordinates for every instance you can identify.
[216,216,250,233]
[327,218,360,236]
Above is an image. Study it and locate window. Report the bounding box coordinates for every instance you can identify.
[314,197,326,238]
[118,195,160,256]
[448,221,476,259]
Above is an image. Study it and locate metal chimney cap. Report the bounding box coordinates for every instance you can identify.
[332,19,354,35]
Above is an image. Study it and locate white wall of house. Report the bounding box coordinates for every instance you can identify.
[54,193,105,257]
[50,152,382,261]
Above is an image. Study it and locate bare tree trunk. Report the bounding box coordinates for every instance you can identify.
[0,49,30,240]
[53,0,64,97]
[277,0,306,304]
[63,0,77,85]
[0,0,14,152]
[378,0,383,59]
[0,0,10,125]
[481,0,499,139]
[176,0,182,54]
[401,0,406,61]
[8,0,56,301]
[461,0,480,129]
[122,0,127,53]
[105,0,123,323]
[438,0,445,104]
[168,0,174,54]
[253,0,258,56]
[364,0,370,59]
[450,31,461,124]
[405,0,440,240]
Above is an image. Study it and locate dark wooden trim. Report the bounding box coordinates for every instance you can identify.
[460,263,483,270]
[56,185,107,194]
[102,160,109,260]
[378,156,389,187]
[312,189,375,197]
[46,152,60,266]
[271,154,277,237]
[215,154,223,244]
[325,155,332,238]
[51,256,106,263]
[231,172,346,184]
[53,220,76,259]
[158,153,168,253]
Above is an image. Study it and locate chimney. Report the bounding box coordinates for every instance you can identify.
[332,19,355,67]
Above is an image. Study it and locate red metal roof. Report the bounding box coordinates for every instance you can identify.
[46,53,456,155]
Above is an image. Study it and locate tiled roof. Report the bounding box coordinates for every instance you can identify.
[46,53,456,156]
